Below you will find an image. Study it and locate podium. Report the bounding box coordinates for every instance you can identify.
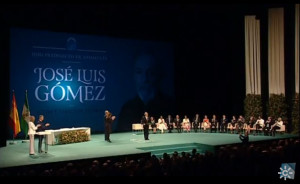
[36,131,51,153]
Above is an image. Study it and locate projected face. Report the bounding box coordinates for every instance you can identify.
[134,54,161,105]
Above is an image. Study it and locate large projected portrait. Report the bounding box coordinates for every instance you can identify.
[10,28,174,133]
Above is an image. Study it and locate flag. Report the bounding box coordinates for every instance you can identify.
[8,91,21,138]
[20,90,30,138]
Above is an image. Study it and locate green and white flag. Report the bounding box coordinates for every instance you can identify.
[20,90,30,138]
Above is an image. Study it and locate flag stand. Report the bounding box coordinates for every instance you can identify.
[22,135,29,143]
[9,137,17,145]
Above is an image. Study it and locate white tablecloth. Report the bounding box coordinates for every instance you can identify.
[45,127,91,145]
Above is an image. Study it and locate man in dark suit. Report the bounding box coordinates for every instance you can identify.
[174,115,182,133]
[36,115,50,153]
[141,112,150,140]
[220,115,228,133]
[104,110,116,143]
[210,115,218,133]
[166,115,173,133]
[263,116,273,136]
[193,114,200,132]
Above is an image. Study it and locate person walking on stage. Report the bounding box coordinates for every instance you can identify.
[141,112,150,140]
[104,110,116,143]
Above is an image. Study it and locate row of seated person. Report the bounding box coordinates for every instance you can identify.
[227,117,286,136]
[153,122,219,133]
[132,115,223,133]
[133,120,219,133]
[155,115,219,133]
[132,119,285,136]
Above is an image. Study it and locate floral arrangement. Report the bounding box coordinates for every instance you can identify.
[58,130,89,144]
[267,93,288,121]
[292,93,299,134]
[244,94,263,121]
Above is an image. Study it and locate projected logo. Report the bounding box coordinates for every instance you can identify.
[278,163,296,180]
[31,37,108,103]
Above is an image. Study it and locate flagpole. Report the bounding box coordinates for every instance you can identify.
[9,90,16,144]
[9,90,20,145]
[21,90,30,143]
[9,135,17,145]
[22,135,29,143]
[9,90,16,145]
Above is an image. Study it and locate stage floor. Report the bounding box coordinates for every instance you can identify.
[0,131,297,169]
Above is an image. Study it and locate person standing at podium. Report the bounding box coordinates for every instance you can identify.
[104,110,116,143]
[28,116,40,155]
[36,115,50,153]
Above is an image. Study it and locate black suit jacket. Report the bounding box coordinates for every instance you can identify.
[166,117,173,125]
[221,118,228,124]
[36,120,47,132]
[104,116,114,125]
[141,116,150,126]
[174,118,181,127]
[193,117,200,123]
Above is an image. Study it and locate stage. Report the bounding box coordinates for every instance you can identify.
[0,131,297,169]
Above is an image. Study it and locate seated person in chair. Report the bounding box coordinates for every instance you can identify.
[150,116,157,133]
[193,113,200,132]
[263,116,273,136]
[210,114,218,133]
[174,115,182,133]
[270,117,283,136]
[229,116,237,134]
[247,116,256,130]
[253,116,264,135]
[166,115,174,133]
[220,115,228,133]
[157,115,167,133]
[202,115,210,132]
[182,115,191,132]
[236,115,245,134]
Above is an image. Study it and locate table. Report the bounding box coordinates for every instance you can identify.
[45,127,91,145]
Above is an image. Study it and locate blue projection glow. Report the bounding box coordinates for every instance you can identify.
[10,28,174,133]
